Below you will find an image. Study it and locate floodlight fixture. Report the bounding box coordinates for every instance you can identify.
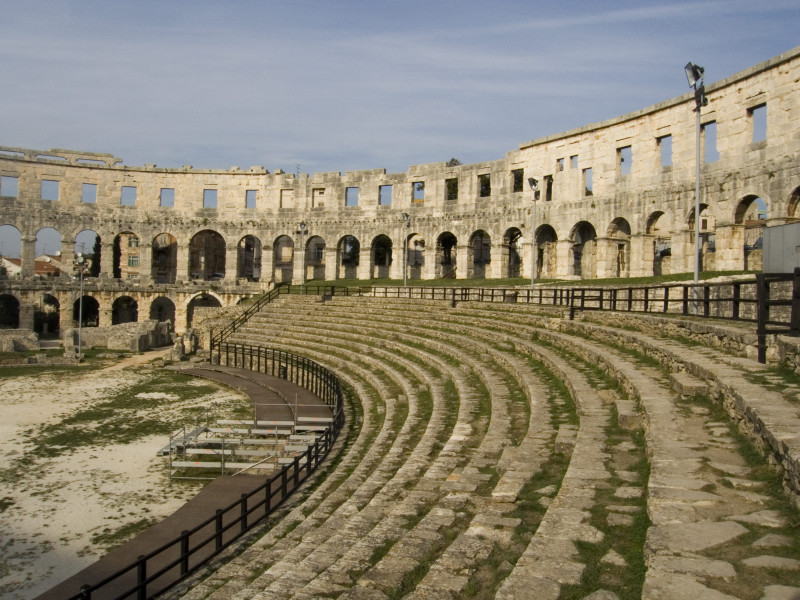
[528,177,538,190]
[685,62,704,89]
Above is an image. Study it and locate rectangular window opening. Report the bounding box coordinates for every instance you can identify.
[658,135,673,168]
[345,187,359,207]
[160,188,175,207]
[570,155,578,169]
[750,103,767,143]
[478,174,491,198]
[245,189,257,209]
[618,146,632,176]
[127,255,140,267]
[312,188,325,208]
[511,169,523,193]
[203,189,217,209]
[121,185,137,206]
[1,175,19,198]
[544,175,553,202]
[41,179,59,201]
[445,178,458,201]
[379,185,392,206]
[702,121,719,163]
[81,183,97,204]
[583,168,593,196]
[556,158,564,172]
[280,189,295,209]
[413,181,425,203]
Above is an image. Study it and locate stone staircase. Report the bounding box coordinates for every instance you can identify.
[170,294,800,599]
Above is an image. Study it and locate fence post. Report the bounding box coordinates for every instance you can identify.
[79,584,92,599]
[180,530,190,576]
[732,282,741,320]
[792,268,800,337]
[703,286,711,317]
[682,286,689,316]
[137,555,147,600]
[240,493,248,534]
[756,273,768,364]
[215,509,223,552]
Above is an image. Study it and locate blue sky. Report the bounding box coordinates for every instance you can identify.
[0,1,798,177]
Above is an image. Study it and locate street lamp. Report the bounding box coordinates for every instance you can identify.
[295,222,308,283]
[75,254,85,358]
[528,178,540,293]
[402,213,410,287]
[686,61,708,311]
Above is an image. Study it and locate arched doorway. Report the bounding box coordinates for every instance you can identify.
[305,236,326,281]
[75,230,101,277]
[337,235,360,280]
[406,233,424,281]
[502,227,523,278]
[371,235,392,279]
[571,222,597,278]
[73,295,99,327]
[607,218,631,278]
[0,294,20,328]
[536,225,558,279]
[189,230,226,280]
[735,195,767,270]
[35,227,62,276]
[186,293,222,328]
[112,296,138,325]
[436,232,458,278]
[647,212,671,276]
[152,233,178,284]
[468,230,491,279]
[273,236,294,283]
[113,232,141,280]
[237,235,262,281]
[150,296,176,324]
[34,294,60,337]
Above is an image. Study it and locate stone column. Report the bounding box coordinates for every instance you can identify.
[292,241,306,283]
[455,244,470,279]
[99,303,112,328]
[139,242,152,284]
[389,236,403,280]
[224,244,238,281]
[176,242,190,282]
[261,245,274,284]
[60,238,75,278]
[489,241,503,279]
[554,240,573,279]
[20,236,36,278]
[19,300,34,331]
[673,229,694,274]
[60,303,73,332]
[714,224,745,271]
[629,234,654,277]
[594,237,611,279]
[357,246,371,280]
[100,240,114,278]
[324,247,337,281]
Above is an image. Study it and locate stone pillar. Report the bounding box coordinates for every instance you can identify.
[225,244,238,282]
[594,237,612,279]
[19,301,34,331]
[714,224,745,271]
[422,244,436,280]
[60,303,73,332]
[176,242,190,282]
[292,242,306,283]
[555,240,573,279]
[20,236,36,278]
[455,244,470,279]
[324,247,337,281]
[60,238,75,278]
[489,242,503,279]
[99,304,112,328]
[262,246,274,283]
[673,229,694,274]
[139,243,152,284]
[357,246,371,280]
[630,234,654,277]
[100,240,114,278]
[389,236,403,280]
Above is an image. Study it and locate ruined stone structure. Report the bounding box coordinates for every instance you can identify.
[1,46,798,335]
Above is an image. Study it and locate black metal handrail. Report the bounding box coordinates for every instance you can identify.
[70,347,344,600]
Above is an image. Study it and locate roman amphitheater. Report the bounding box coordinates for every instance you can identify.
[2,47,800,599]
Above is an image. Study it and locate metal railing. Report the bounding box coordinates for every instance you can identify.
[69,347,344,600]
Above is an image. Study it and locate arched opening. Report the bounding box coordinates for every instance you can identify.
[73,295,99,328]
[436,232,458,278]
[0,225,22,279]
[189,230,226,280]
[406,233,424,281]
[34,294,60,338]
[273,235,294,283]
[36,227,62,276]
[468,230,491,279]
[570,222,597,279]
[371,235,392,279]
[112,296,138,325]
[237,235,262,281]
[535,225,558,279]
[0,294,20,328]
[337,235,360,280]
[503,227,523,278]
[113,231,141,280]
[149,296,176,324]
[688,204,715,272]
[152,233,178,284]
[75,230,101,277]
[788,186,800,221]
[735,195,767,270]
[607,218,631,278]
[305,236,326,281]
[647,211,671,276]
[186,293,222,328]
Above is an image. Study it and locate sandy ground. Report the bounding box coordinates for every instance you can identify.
[0,350,248,600]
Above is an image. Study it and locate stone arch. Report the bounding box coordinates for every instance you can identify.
[0,293,20,328]
[0,225,22,274]
[607,218,631,278]
[186,292,222,328]
[35,227,62,275]
[152,233,178,284]
[570,221,597,279]
[535,224,558,279]
[237,235,262,281]
[112,295,138,325]
[647,211,672,276]
[34,294,60,337]
[502,227,523,278]
[406,233,425,281]
[273,235,294,283]
[337,235,360,280]
[189,230,226,281]
[435,232,458,278]
[149,296,175,324]
[468,230,491,279]
[75,229,101,277]
[113,231,141,280]
[788,186,800,220]
[735,195,767,270]
[370,235,392,279]
[305,235,326,281]
[73,295,99,327]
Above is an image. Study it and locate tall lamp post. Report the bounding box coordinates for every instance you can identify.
[75,254,85,358]
[295,221,307,283]
[402,213,410,287]
[685,62,707,310]
[528,178,540,293]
